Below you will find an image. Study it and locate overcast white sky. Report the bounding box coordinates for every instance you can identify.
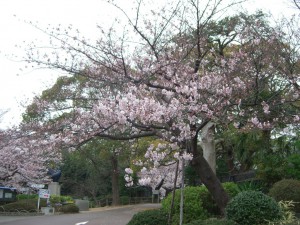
[0,0,298,129]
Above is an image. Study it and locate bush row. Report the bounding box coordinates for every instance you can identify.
[1,195,79,214]
[127,179,300,225]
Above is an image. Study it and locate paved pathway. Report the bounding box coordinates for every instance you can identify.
[0,204,161,225]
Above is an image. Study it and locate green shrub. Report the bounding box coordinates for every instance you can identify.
[126,209,168,225]
[16,194,38,200]
[49,195,74,206]
[184,218,237,225]
[269,179,300,213]
[222,182,239,198]
[162,186,209,225]
[60,195,74,203]
[0,199,46,212]
[197,183,239,216]
[49,195,62,205]
[162,183,239,223]
[196,186,213,215]
[61,204,79,213]
[225,191,282,225]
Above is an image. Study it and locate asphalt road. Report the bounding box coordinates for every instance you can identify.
[0,203,161,225]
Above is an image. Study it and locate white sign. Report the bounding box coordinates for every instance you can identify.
[152,190,159,195]
[39,189,50,199]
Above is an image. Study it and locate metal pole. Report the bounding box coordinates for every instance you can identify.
[180,158,185,225]
[37,196,40,212]
[168,161,179,225]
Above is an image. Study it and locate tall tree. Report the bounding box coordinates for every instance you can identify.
[21,1,299,213]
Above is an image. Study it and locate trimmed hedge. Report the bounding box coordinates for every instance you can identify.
[0,199,46,212]
[225,191,282,225]
[61,204,79,213]
[184,218,237,225]
[126,209,168,225]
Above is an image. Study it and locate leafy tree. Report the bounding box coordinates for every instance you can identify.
[60,149,111,201]
[60,138,131,205]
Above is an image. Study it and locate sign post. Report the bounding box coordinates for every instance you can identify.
[37,189,50,212]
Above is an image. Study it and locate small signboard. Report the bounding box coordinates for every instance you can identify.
[38,189,50,211]
[39,189,50,199]
[152,190,159,195]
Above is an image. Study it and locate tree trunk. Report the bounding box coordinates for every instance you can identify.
[111,155,120,206]
[200,122,216,174]
[191,136,229,215]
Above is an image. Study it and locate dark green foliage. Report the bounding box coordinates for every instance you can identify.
[225,191,282,225]
[183,218,237,225]
[255,134,300,187]
[196,183,239,216]
[60,204,79,213]
[126,209,168,225]
[236,180,265,193]
[256,155,285,187]
[60,147,112,198]
[0,199,46,212]
[185,164,201,186]
[162,186,209,225]
[269,179,300,213]
[199,182,239,215]
[120,196,130,205]
[284,154,300,180]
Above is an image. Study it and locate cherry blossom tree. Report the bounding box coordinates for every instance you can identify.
[125,142,193,198]
[0,126,61,188]
[21,0,300,213]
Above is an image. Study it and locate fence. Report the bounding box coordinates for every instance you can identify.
[93,196,154,207]
[219,170,256,183]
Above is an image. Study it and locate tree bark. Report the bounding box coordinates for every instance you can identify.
[200,122,216,174]
[191,136,229,215]
[111,155,120,206]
